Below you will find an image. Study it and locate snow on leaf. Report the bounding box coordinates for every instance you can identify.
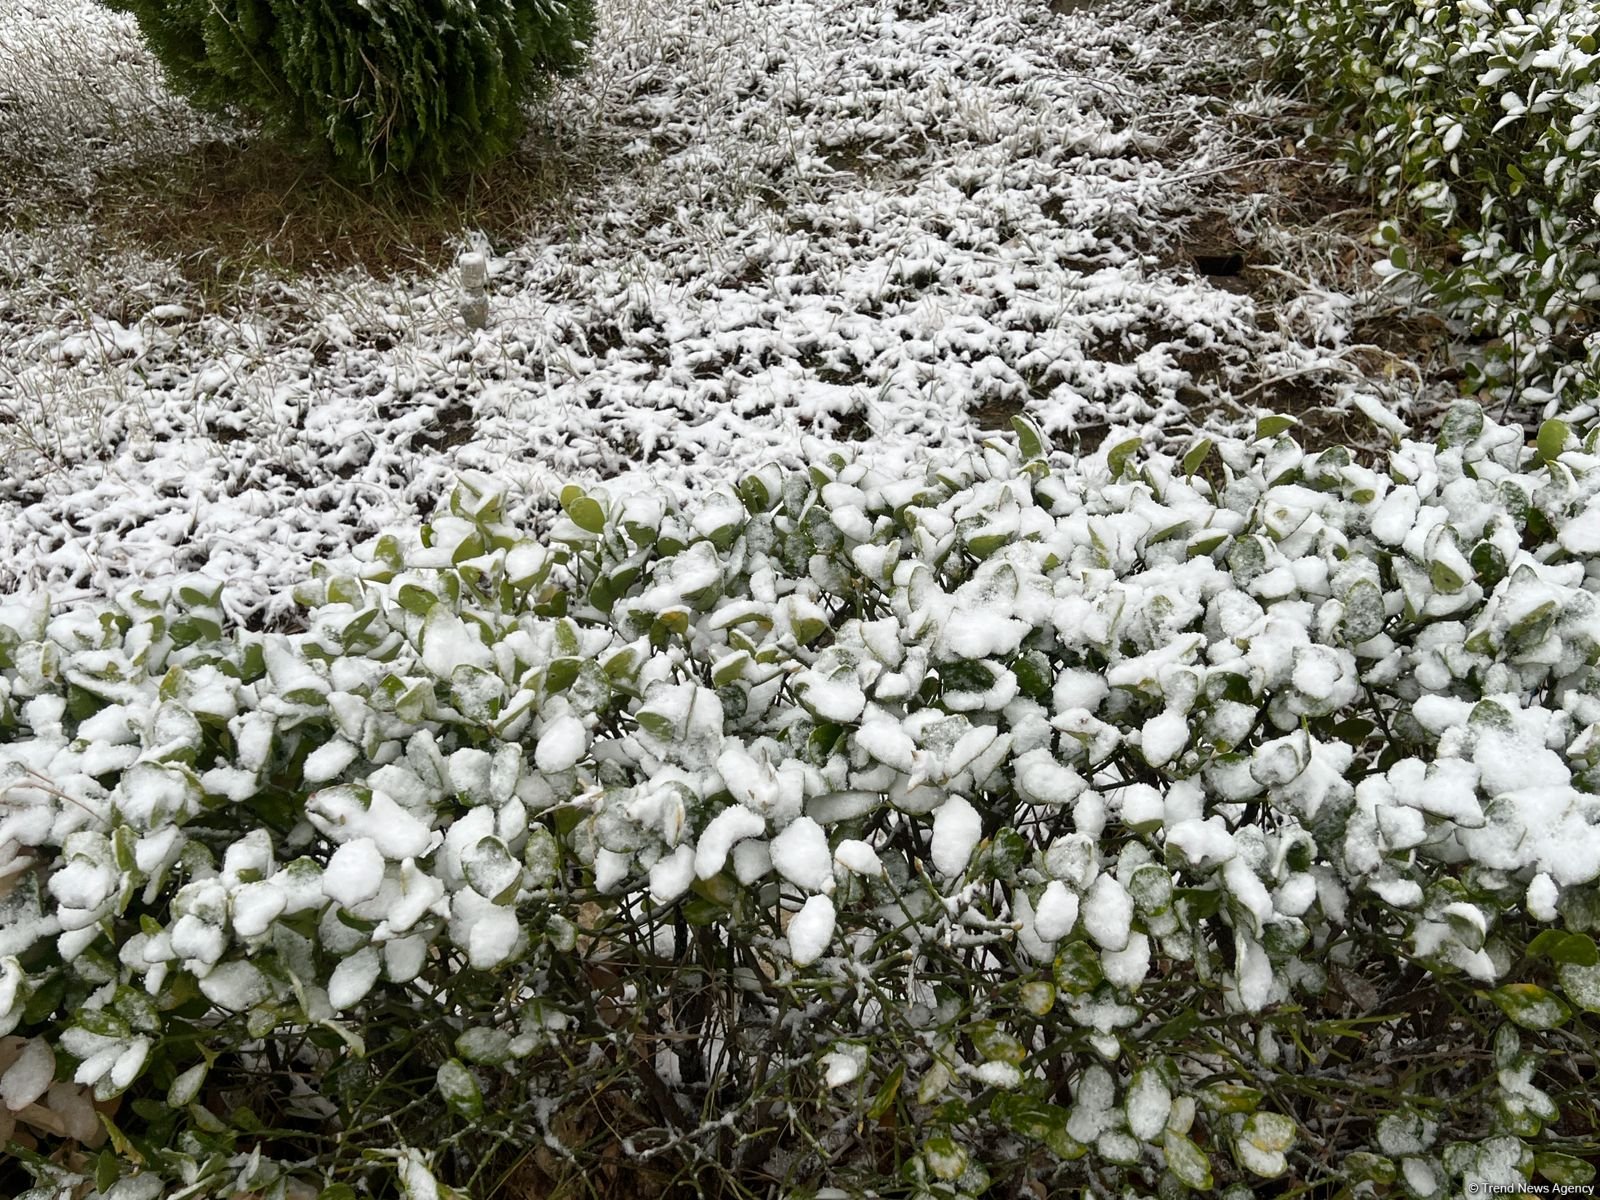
[771,816,834,893]
[328,946,382,1011]
[1487,983,1571,1030]
[1034,881,1080,942]
[930,795,983,877]
[1081,874,1133,952]
[787,894,836,966]
[1164,1130,1213,1189]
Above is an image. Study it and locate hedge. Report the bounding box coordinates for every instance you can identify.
[2,409,1600,1198]
[1262,0,1600,417]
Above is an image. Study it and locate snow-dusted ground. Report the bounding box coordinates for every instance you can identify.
[0,0,1445,622]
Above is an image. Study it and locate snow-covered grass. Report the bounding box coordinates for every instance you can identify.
[1,0,1454,626]
[4,2,1600,1196]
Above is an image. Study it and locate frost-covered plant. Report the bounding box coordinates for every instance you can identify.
[99,0,596,181]
[1263,0,1600,418]
[3,410,1600,1197]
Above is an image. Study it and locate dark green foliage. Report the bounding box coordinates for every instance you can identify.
[102,0,596,181]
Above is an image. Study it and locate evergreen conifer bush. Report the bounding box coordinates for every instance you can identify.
[99,0,595,181]
[1261,0,1600,418]
[3,410,1600,1197]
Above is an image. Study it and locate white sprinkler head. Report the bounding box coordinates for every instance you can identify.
[459,252,489,291]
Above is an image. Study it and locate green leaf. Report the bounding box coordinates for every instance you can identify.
[1487,983,1571,1030]
[1019,981,1055,1015]
[1011,414,1048,460]
[391,677,431,722]
[1052,940,1103,995]
[436,1058,484,1119]
[922,1133,968,1181]
[396,584,438,617]
[792,614,828,645]
[969,1021,1026,1065]
[327,575,363,607]
[1175,886,1224,920]
[587,574,617,614]
[1331,716,1375,745]
[1536,418,1570,464]
[1470,541,1508,588]
[1254,414,1297,440]
[701,519,741,553]
[965,530,1011,558]
[337,608,381,652]
[552,618,581,657]
[737,472,772,512]
[1558,961,1600,1012]
[636,710,677,743]
[178,579,223,608]
[373,533,404,571]
[1428,558,1466,593]
[167,1061,208,1108]
[1242,1111,1294,1152]
[95,1148,120,1195]
[560,485,606,533]
[1164,1129,1213,1190]
[1437,401,1484,448]
[98,1110,145,1166]
[1529,931,1599,967]
[243,1004,278,1043]
[112,824,138,874]
[449,530,487,565]
[1337,577,1386,645]
[1182,437,1214,479]
[867,1062,904,1119]
[456,1027,515,1066]
[600,644,639,680]
[1128,863,1174,915]
[168,615,222,647]
[1202,1082,1262,1113]
[1344,1152,1397,1185]
[681,896,723,926]
[1107,435,1142,481]
[992,1094,1072,1147]
[545,658,581,694]
[1236,1111,1294,1177]
[1536,1152,1597,1186]
[464,836,522,903]
[76,1008,132,1039]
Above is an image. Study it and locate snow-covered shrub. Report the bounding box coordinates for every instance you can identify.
[1262,0,1600,418]
[99,0,595,180]
[3,410,1600,1197]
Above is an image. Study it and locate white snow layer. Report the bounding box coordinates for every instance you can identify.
[1034,880,1080,941]
[322,838,387,909]
[534,715,589,773]
[0,0,1436,618]
[1082,874,1134,952]
[788,895,837,965]
[770,816,835,893]
[931,795,984,877]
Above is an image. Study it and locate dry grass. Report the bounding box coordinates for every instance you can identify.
[1,121,618,307]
